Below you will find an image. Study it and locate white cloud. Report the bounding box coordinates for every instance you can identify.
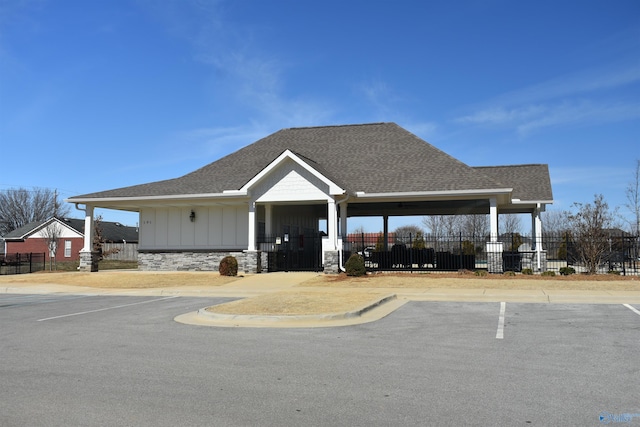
[454,58,640,136]
[516,101,640,135]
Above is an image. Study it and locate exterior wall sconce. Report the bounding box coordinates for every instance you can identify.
[189,210,196,222]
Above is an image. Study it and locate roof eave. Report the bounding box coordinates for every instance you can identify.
[354,188,513,199]
[66,192,250,205]
[511,199,554,205]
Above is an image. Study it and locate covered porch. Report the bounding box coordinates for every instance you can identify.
[335,195,548,274]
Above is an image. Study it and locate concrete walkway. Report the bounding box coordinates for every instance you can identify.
[3,272,640,328]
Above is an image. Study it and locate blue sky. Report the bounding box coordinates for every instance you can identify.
[1,0,638,233]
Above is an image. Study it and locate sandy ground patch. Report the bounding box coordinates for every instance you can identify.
[298,272,640,291]
[0,271,240,288]
[206,290,391,316]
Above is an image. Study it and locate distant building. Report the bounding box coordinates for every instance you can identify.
[2,217,138,262]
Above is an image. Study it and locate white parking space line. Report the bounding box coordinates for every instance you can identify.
[37,296,179,321]
[496,302,506,339]
[623,304,640,316]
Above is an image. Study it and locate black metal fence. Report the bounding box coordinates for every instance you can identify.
[0,252,46,275]
[544,232,639,275]
[258,234,323,272]
[342,232,640,275]
[343,232,489,272]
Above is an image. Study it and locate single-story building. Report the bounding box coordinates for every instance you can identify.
[67,122,553,273]
[2,217,139,262]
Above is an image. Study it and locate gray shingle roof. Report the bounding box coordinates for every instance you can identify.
[2,217,138,242]
[474,164,553,202]
[70,123,552,202]
[2,219,48,239]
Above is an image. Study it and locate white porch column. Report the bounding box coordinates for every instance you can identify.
[489,197,499,242]
[247,201,256,251]
[486,198,503,273]
[339,202,347,238]
[327,199,337,250]
[82,205,95,252]
[533,204,543,270]
[78,204,98,272]
[265,203,272,237]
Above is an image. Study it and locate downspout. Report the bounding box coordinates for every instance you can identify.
[335,194,350,273]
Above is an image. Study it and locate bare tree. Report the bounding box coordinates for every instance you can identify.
[393,225,423,245]
[92,215,120,261]
[568,194,617,274]
[422,215,461,251]
[501,213,522,235]
[625,159,640,235]
[0,187,70,236]
[41,221,63,271]
[542,209,571,234]
[459,214,489,238]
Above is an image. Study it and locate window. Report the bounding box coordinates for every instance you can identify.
[64,240,72,257]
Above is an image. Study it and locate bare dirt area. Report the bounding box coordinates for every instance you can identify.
[298,272,640,291]
[207,289,392,316]
[0,271,239,288]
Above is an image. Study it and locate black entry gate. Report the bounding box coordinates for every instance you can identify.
[259,234,323,272]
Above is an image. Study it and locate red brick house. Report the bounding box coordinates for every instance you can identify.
[2,217,138,262]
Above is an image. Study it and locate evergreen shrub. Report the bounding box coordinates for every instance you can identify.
[559,267,576,276]
[345,254,366,277]
[219,256,238,276]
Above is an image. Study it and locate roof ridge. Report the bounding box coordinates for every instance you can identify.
[474,164,548,168]
[283,122,391,131]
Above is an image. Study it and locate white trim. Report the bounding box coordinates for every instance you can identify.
[511,199,554,204]
[354,188,513,198]
[240,149,345,195]
[66,192,249,204]
[5,217,83,241]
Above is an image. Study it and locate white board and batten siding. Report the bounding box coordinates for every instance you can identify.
[252,158,333,203]
[139,206,248,250]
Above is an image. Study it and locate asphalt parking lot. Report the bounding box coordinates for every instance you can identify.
[1,293,638,426]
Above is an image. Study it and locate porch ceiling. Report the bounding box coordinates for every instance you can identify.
[346,199,538,217]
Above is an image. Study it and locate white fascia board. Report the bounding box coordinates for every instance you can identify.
[510,199,554,205]
[354,188,513,199]
[31,218,84,238]
[66,192,248,205]
[51,217,84,237]
[19,218,56,239]
[240,149,345,195]
[11,217,79,240]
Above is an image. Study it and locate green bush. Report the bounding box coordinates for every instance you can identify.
[521,268,533,275]
[607,270,621,275]
[345,254,366,277]
[559,267,576,276]
[504,271,516,276]
[541,270,556,277]
[475,270,488,277]
[219,256,238,276]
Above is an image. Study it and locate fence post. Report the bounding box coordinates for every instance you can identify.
[565,232,570,269]
[459,232,463,270]
[409,233,413,272]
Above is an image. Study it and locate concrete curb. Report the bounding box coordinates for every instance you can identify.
[175,295,407,328]
[197,294,398,323]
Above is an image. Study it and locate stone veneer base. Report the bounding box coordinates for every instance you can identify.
[138,251,260,274]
